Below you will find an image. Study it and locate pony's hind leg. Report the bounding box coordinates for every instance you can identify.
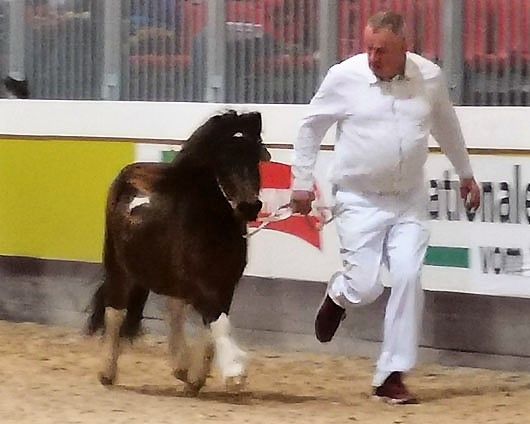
[96,255,131,385]
[209,313,248,392]
[99,307,126,385]
[86,274,128,385]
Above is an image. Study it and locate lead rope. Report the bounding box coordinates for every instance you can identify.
[245,203,343,238]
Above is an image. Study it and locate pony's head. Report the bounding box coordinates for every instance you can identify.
[185,110,270,222]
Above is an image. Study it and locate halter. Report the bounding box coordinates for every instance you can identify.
[216,177,237,210]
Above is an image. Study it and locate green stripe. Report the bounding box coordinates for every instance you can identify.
[162,150,178,163]
[424,246,469,268]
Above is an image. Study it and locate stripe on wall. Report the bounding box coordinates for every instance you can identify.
[0,138,135,262]
[425,246,469,268]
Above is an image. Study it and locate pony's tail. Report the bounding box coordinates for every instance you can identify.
[84,229,149,340]
[84,281,149,341]
[85,282,106,335]
[119,285,150,340]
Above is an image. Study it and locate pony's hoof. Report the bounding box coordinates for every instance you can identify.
[225,375,247,393]
[173,368,188,383]
[183,378,206,397]
[98,372,115,386]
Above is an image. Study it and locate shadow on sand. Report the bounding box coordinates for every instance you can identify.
[112,383,318,405]
[418,381,530,403]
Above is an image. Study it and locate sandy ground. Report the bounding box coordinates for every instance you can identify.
[1,320,530,424]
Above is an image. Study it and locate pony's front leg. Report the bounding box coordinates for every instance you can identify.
[210,313,248,392]
[167,297,213,394]
[186,328,215,394]
[98,307,126,385]
[166,298,192,384]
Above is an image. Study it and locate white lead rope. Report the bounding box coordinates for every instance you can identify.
[245,203,342,238]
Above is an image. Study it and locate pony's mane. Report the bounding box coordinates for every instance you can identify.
[182,110,239,153]
[172,110,263,168]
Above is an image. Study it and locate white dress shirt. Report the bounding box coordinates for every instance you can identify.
[292,52,473,194]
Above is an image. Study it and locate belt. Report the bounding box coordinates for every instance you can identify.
[333,184,404,197]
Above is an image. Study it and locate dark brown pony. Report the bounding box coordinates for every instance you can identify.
[86,110,270,394]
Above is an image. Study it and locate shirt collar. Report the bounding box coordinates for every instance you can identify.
[366,52,416,85]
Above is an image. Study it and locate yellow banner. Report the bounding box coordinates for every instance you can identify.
[0,138,134,262]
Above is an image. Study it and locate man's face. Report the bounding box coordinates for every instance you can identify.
[364,26,407,81]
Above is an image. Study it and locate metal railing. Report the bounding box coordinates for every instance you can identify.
[24,0,102,99]
[0,2,7,84]
[462,0,530,106]
[2,0,529,105]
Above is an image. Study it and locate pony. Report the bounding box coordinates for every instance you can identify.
[86,110,270,394]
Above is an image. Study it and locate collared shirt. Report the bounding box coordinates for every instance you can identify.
[292,52,473,194]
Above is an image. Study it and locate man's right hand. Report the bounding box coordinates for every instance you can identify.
[290,190,315,215]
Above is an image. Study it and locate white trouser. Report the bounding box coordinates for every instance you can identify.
[327,188,429,387]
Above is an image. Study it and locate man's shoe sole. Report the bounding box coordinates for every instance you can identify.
[372,394,418,405]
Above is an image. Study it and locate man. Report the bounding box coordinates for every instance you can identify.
[290,11,480,404]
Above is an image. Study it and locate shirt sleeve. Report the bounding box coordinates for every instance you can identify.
[292,67,347,190]
[430,71,474,180]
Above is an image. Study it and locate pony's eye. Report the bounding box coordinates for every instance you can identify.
[233,132,243,138]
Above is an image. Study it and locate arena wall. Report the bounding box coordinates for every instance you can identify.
[1,100,530,370]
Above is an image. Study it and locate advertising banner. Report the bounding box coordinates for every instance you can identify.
[137,143,530,298]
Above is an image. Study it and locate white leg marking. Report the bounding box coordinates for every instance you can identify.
[210,313,248,390]
[165,297,191,383]
[99,307,126,385]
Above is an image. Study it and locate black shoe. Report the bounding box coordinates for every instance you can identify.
[373,372,417,404]
[315,295,346,343]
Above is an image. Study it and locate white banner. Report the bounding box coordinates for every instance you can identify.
[0,100,527,297]
[136,142,530,299]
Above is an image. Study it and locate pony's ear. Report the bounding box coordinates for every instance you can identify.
[238,112,262,138]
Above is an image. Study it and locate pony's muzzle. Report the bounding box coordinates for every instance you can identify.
[236,200,263,221]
